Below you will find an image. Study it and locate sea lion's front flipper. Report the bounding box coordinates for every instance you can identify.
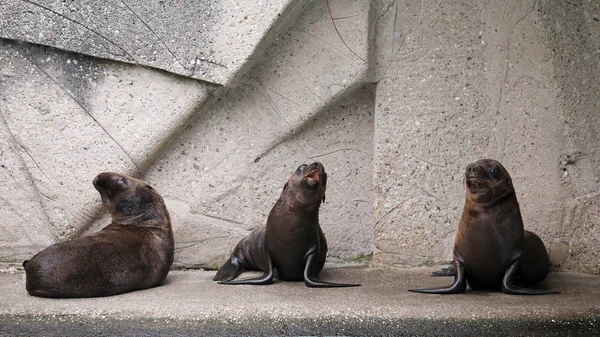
[217,253,274,285]
[501,260,559,295]
[409,261,467,294]
[431,264,455,277]
[303,250,360,288]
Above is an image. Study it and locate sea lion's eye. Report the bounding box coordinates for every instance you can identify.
[116,177,129,189]
[490,167,500,178]
[296,164,307,172]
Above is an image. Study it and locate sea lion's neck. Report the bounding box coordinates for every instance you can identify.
[468,188,516,209]
[280,195,320,216]
[111,208,169,229]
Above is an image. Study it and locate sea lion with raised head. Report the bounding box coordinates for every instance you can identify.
[409,159,558,295]
[24,172,174,298]
[213,162,359,287]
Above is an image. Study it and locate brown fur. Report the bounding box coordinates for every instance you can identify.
[213,162,358,287]
[410,159,556,295]
[24,173,174,298]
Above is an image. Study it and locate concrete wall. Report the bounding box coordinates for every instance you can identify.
[0,0,598,274]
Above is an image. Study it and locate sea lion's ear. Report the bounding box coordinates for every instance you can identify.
[138,186,156,204]
[283,182,289,191]
[506,177,513,189]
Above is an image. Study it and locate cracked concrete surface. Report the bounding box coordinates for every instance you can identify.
[0,0,598,275]
[0,0,309,86]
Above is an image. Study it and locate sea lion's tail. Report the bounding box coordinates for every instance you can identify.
[213,259,243,282]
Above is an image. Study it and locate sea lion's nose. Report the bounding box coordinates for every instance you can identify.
[466,164,478,174]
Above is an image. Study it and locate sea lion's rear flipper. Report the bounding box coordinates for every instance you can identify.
[431,264,455,277]
[501,260,559,295]
[303,250,360,288]
[409,262,467,294]
[213,257,244,282]
[217,254,274,285]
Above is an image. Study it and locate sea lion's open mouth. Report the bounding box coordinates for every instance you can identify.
[305,170,320,186]
[466,176,484,188]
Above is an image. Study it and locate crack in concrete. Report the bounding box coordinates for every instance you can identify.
[492,0,538,161]
[13,139,50,182]
[188,210,245,226]
[21,0,136,62]
[324,0,367,63]
[263,84,310,111]
[192,56,228,73]
[312,148,371,158]
[19,52,142,177]
[292,65,328,105]
[175,235,240,251]
[118,0,183,68]
[256,80,293,130]
[294,28,355,62]
[332,14,361,20]
[409,154,447,168]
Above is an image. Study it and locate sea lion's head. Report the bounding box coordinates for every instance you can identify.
[93,172,165,223]
[283,162,327,207]
[464,159,514,205]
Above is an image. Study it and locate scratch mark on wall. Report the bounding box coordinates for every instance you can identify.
[21,0,136,62]
[410,154,447,168]
[189,210,245,226]
[13,140,51,182]
[263,85,309,111]
[492,0,538,161]
[312,148,371,158]
[295,28,355,61]
[292,66,327,105]
[20,53,142,176]
[118,0,183,68]
[256,80,292,130]
[324,0,367,63]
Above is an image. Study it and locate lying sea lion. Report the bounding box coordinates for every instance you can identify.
[409,159,558,295]
[24,172,174,297]
[213,162,359,287]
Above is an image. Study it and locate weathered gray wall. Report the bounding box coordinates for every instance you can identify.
[372,0,599,274]
[0,0,598,274]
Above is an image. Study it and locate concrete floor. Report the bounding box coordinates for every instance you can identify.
[0,265,598,336]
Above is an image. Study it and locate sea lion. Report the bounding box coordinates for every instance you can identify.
[409,159,558,295]
[23,172,174,298]
[213,162,359,287]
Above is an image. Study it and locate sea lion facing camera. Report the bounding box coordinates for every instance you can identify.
[213,162,359,287]
[409,159,558,295]
[24,173,174,298]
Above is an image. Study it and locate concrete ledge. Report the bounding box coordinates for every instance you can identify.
[1,266,598,336]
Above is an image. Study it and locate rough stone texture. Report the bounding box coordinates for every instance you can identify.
[0,0,598,275]
[0,0,309,86]
[0,267,599,336]
[0,0,373,268]
[372,0,600,274]
[539,0,600,275]
[140,0,373,267]
[0,40,212,244]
